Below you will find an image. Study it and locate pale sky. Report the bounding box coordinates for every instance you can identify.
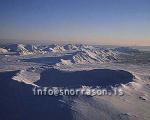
[0,0,150,46]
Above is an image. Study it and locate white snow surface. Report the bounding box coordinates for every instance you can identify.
[0,43,150,120]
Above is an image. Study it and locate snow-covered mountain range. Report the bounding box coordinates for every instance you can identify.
[0,43,140,65]
[0,43,138,54]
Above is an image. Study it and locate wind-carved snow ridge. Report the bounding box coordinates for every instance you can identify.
[12,69,40,86]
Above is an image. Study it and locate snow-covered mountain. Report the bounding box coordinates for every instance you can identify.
[1,44,142,64]
[63,44,78,51]
[114,47,140,54]
[40,44,66,52]
[4,44,34,55]
[1,43,143,65]
[1,44,95,55]
[72,49,118,63]
[5,44,27,52]
[57,49,118,66]
[3,44,48,55]
[49,45,66,52]
[0,48,8,53]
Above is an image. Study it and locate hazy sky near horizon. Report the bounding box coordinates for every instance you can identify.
[0,0,150,45]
